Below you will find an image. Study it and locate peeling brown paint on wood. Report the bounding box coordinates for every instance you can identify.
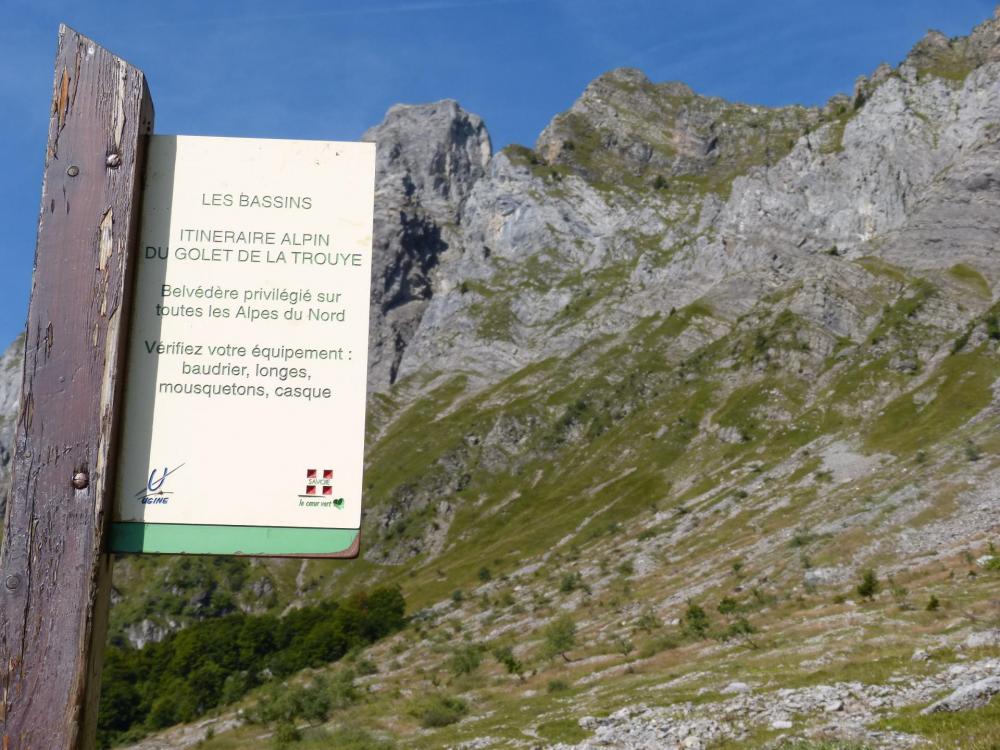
[0,24,153,750]
[56,68,69,125]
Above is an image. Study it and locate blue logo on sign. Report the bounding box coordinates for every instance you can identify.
[135,463,185,505]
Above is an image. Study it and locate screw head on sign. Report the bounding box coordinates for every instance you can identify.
[5,574,21,591]
[72,472,89,490]
[66,165,80,177]
[106,153,121,168]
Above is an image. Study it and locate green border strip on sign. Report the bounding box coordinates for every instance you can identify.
[110,522,359,557]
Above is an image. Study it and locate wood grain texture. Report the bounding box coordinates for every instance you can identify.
[0,25,153,750]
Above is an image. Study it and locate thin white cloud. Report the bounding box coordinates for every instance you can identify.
[141,0,542,30]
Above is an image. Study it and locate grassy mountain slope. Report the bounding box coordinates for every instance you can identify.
[119,247,1000,748]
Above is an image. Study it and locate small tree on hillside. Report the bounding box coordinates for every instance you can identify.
[446,644,482,677]
[857,569,880,601]
[543,614,577,662]
[492,644,525,681]
[681,601,711,639]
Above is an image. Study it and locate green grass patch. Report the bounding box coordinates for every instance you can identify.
[473,296,518,342]
[948,263,990,298]
[856,257,909,285]
[915,48,976,85]
[819,104,858,155]
[864,347,998,455]
[713,377,808,444]
[536,717,590,744]
[879,698,1000,749]
[867,278,936,345]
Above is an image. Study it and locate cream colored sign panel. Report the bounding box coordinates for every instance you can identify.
[114,135,374,550]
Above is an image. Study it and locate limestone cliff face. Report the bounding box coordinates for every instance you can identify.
[387,11,1000,389]
[363,100,491,390]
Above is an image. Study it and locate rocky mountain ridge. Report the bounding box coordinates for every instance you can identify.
[370,17,1000,392]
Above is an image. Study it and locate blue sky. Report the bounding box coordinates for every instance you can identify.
[0,0,995,347]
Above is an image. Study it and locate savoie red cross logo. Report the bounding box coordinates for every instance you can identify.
[304,469,334,495]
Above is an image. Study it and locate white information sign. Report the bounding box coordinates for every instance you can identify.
[112,135,375,556]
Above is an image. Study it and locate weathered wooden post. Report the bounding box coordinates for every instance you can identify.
[0,25,153,749]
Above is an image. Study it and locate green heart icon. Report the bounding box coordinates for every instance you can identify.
[333,498,344,508]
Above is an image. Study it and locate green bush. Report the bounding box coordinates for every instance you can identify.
[273,721,301,747]
[409,694,468,728]
[446,645,483,676]
[352,655,378,677]
[274,721,302,747]
[635,608,661,632]
[857,569,880,601]
[638,634,679,658]
[987,312,1000,340]
[220,671,252,705]
[247,678,332,725]
[790,528,817,548]
[717,597,739,615]
[889,578,909,605]
[560,572,582,593]
[718,617,757,646]
[146,681,194,729]
[609,633,634,656]
[964,439,982,462]
[329,669,361,710]
[324,726,397,750]
[492,644,524,680]
[681,602,711,639]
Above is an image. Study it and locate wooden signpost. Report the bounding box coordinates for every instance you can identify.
[1,23,375,750]
[0,25,153,749]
